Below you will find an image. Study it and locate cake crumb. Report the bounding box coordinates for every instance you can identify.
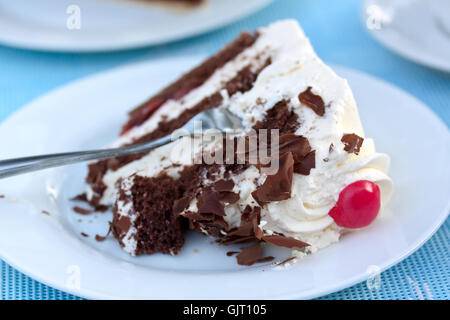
[193,249,199,253]
[80,232,88,237]
[41,210,50,216]
[0,194,4,199]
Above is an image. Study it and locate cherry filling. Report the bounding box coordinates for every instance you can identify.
[328,180,381,229]
[121,97,166,135]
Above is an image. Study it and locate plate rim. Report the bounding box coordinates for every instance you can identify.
[0,58,449,300]
[360,0,450,73]
[0,0,273,52]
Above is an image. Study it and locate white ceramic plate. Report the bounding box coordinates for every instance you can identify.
[0,57,449,300]
[0,0,272,52]
[361,0,450,72]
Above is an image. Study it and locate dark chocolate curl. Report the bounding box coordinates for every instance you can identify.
[298,86,325,116]
[341,133,364,155]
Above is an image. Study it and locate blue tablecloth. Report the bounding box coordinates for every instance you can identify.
[0,0,448,300]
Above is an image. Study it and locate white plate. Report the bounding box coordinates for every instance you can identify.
[361,0,450,72]
[0,0,272,52]
[0,57,449,300]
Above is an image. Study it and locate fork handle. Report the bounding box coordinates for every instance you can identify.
[0,135,172,179]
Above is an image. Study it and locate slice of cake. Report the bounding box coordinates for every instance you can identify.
[84,20,393,263]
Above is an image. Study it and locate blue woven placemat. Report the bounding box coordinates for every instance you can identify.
[0,0,449,300]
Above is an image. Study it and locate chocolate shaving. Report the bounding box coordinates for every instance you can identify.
[95,224,111,242]
[71,193,108,212]
[71,193,87,202]
[41,210,50,216]
[278,134,316,175]
[293,150,316,175]
[213,179,235,192]
[236,242,263,266]
[111,215,131,237]
[252,100,300,136]
[298,86,325,116]
[222,206,262,245]
[262,235,309,249]
[254,226,264,240]
[197,189,225,216]
[241,205,258,221]
[341,133,364,155]
[220,236,255,245]
[276,256,296,266]
[80,232,88,238]
[217,191,240,204]
[252,152,294,205]
[227,221,254,237]
[226,251,239,256]
[0,194,5,199]
[73,206,92,215]
[184,211,215,222]
[257,256,275,263]
[279,134,311,161]
[173,196,192,214]
[244,206,263,239]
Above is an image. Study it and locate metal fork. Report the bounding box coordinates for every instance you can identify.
[0,108,243,179]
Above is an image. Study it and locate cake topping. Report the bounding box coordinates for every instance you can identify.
[236,242,262,266]
[251,152,294,205]
[227,221,254,237]
[328,180,381,228]
[262,234,309,248]
[278,134,316,175]
[213,179,240,204]
[112,215,131,236]
[298,86,325,116]
[258,256,275,263]
[279,134,311,160]
[341,133,364,155]
[197,189,226,216]
[294,150,316,175]
[213,179,235,192]
[252,100,300,135]
[217,191,240,205]
[173,196,193,214]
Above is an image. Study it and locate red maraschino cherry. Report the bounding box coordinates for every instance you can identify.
[328,180,381,229]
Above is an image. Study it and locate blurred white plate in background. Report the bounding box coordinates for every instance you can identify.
[0,0,272,52]
[362,0,450,72]
[0,56,448,299]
